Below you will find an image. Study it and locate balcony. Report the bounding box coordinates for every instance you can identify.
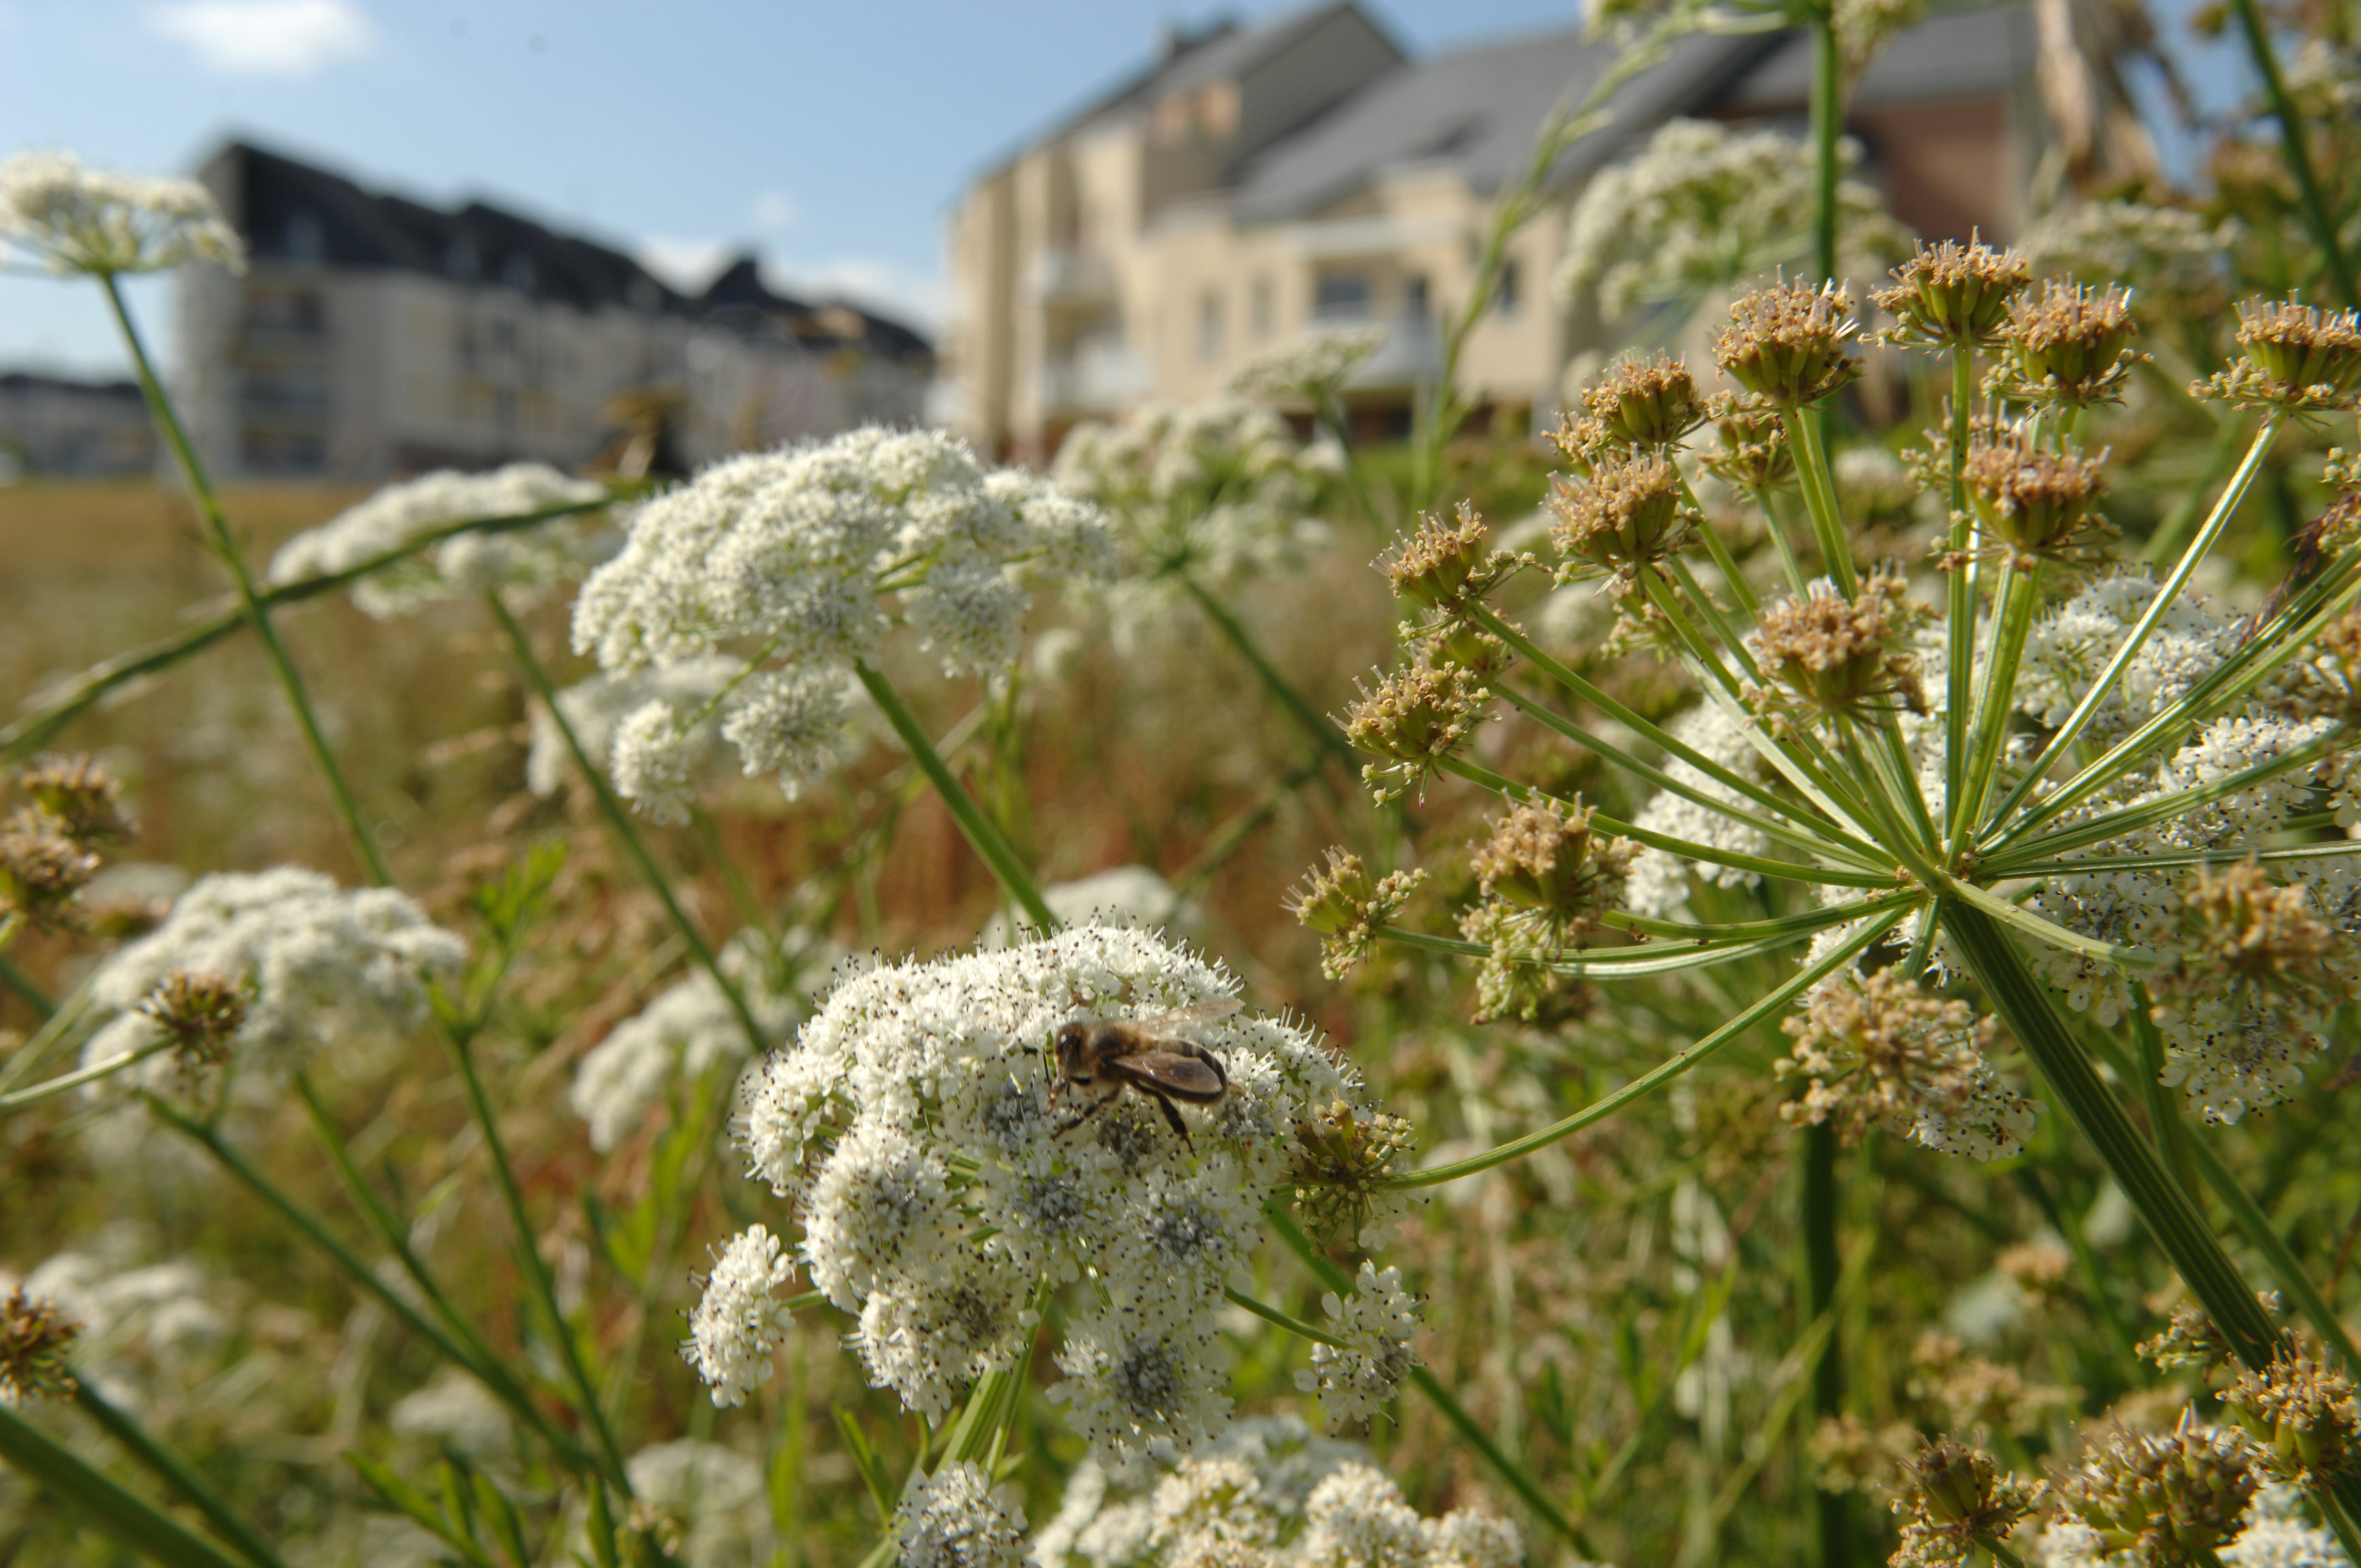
[1027,248,1115,309]
[1296,311,1444,392]
[1042,339,1153,415]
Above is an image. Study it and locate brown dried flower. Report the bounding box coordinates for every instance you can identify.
[2196,297,2361,413]
[0,809,99,934]
[1469,797,1626,934]
[18,754,132,846]
[1988,280,2145,407]
[1809,1412,1921,1496]
[1994,1240,2074,1302]
[1910,1330,2075,1434]
[1889,1438,2043,1568]
[1342,663,1490,802]
[1548,453,1695,592]
[1777,970,2037,1160]
[1714,281,1863,408]
[1961,431,2114,568]
[0,1286,80,1404]
[1744,570,1925,728]
[1285,849,1427,980]
[2223,1350,2361,1488]
[1696,397,1795,491]
[1874,237,2031,350]
[1290,1098,1418,1246]
[137,968,253,1078]
[1547,412,1620,478]
[1581,352,1707,447]
[1381,501,1517,613]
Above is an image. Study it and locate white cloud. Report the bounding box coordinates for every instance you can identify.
[148,0,377,78]
[635,236,736,293]
[750,190,799,231]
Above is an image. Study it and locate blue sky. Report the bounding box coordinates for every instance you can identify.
[0,0,2251,378]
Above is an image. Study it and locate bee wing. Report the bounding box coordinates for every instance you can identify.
[1116,1052,1227,1101]
[1134,997,1242,1034]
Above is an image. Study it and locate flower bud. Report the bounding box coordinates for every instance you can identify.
[1744,570,1925,728]
[1380,501,1505,612]
[19,754,131,846]
[1962,431,2112,566]
[1698,399,1794,491]
[2223,1351,2361,1487]
[138,968,253,1076]
[1990,280,2144,408]
[1469,798,1618,925]
[0,809,97,933]
[1581,353,1706,447]
[2197,298,2361,412]
[1342,665,1489,801]
[1548,453,1694,590]
[0,1287,80,1404]
[2060,1413,2256,1564]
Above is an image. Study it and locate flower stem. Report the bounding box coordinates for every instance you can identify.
[1800,1121,1854,1568]
[1946,345,1976,821]
[1782,406,1859,598]
[70,1379,289,1568]
[99,273,391,888]
[853,661,1058,933]
[488,594,768,1053]
[1374,906,1906,1188]
[1222,1284,1348,1348]
[2227,0,2358,309]
[1177,573,1357,769]
[1950,560,2040,851]
[0,1032,175,1111]
[0,1399,253,1568]
[2128,985,2202,1201]
[2180,1117,2361,1369]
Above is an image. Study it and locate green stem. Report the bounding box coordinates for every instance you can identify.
[100,273,391,888]
[70,1379,289,1568]
[489,594,767,1053]
[143,1096,597,1476]
[2128,987,2203,1204]
[0,1399,253,1568]
[1178,573,1356,767]
[1222,1284,1348,1348]
[438,1026,634,1494]
[2228,0,2359,308]
[0,952,56,1017]
[1800,1121,1853,1568]
[1783,402,1856,597]
[1940,902,2284,1367]
[2145,420,2248,567]
[1946,346,1976,823]
[1982,415,2282,837]
[853,661,1058,933]
[1372,906,1906,1188]
[2182,1121,2361,1368]
[1951,561,2039,850]
[1810,6,1842,288]
[0,1034,175,1111]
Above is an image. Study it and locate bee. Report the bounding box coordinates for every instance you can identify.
[1049,997,1240,1150]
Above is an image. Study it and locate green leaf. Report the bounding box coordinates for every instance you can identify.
[0,1400,255,1568]
[834,1406,896,1524]
[470,1469,533,1568]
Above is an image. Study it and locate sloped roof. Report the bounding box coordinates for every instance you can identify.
[697,256,934,365]
[1714,4,2038,111]
[1228,26,1778,224]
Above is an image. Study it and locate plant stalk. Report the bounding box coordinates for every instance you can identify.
[2227,0,2358,308]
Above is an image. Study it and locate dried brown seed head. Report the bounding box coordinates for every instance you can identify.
[1381,500,1504,612]
[1548,453,1694,591]
[1468,797,1625,930]
[1581,352,1707,447]
[1285,850,1426,980]
[137,968,252,1076]
[2058,1412,2257,1566]
[1746,570,1925,727]
[1988,280,2145,408]
[1696,397,1795,491]
[0,1287,80,1404]
[2222,1349,2361,1487]
[18,754,131,846]
[2198,297,2361,413]
[0,809,98,933]
[1342,664,1489,801]
[1713,281,1863,408]
[1961,431,2113,567]
[1873,237,2031,349]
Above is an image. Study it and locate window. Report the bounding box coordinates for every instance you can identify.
[283,210,324,264]
[502,255,537,293]
[447,239,480,280]
[1198,290,1225,362]
[1314,273,1370,319]
[1405,274,1430,318]
[1250,276,1274,341]
[1497,259,1521,315]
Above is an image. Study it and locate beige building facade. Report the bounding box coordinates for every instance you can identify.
[944,2,2057,463]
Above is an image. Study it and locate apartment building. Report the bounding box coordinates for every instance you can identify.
[944,2,2063,462]
[178,143,933,482]
[0,373,157,478]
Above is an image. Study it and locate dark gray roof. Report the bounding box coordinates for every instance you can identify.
[1713,3,2037,111]
[1228,27,1778,224]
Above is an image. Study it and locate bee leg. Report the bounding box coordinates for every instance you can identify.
[1145,1088,1196,1153]
[1056,1092,1110,1140]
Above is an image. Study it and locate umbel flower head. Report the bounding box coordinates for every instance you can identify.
[75,868,467,1102]
[1962,429,2114,568]
[708,926,1417,1458]
[18,754,132,845]
[1988,280,2145,407]
[0,151,245,275]
[1889,1438,2042,1568]
[2147,858,2356,1124]
[1697,397,1795,491]
[1776,970,2038,1161]
[2056,1413,2259,1566]
[1548,453,1696,592]
[572,427,1114,817]
[1228,324,1386,402]
[1581,353,1708,448]
[2196,297,2361,413]
[0,1286,80,1404]
[1342,665,1490,803]
[1744,571,1926,728]
[1285,850,1427,981]
[895,1462,1030,1568]
[1467,797,1631,944]
[2221,1349,2361,1488]
[0,809,97,934]
[1873,236,2031,349]
[269,464,613,617]
[1294,1261,1423,1433]
[1380,502,1516,614]
[1713,281,1864,409]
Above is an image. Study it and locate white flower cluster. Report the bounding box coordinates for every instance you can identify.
[570,427,1112,818]
[387,1369,514,1458]
[2012,577,2351,1121]
[75,867,466,1095]
[693,925,1412,1459]
[1294,1262,1423,1433]
[0,150,244,275]
[1622,699,1780,917]
[268,464,612,617]
[1559,119,1911,322]
[681,1225,796,1409]
[1229,326,1388,402]
[2019,201,2239,323]
[570,929,820,1152]
[1032,1420,1528,1568]
[524,657,744,801]
[13,1244,222,1409]
[895,1462,1030,1568]
[1053,398,1335,633]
